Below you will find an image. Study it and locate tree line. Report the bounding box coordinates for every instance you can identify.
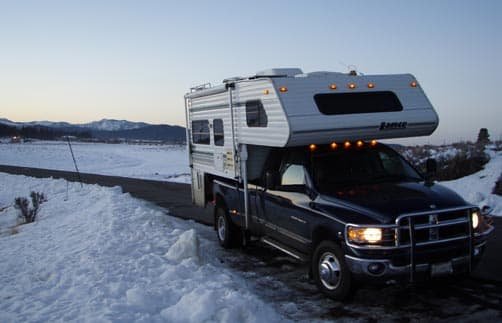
[0,124,91,140]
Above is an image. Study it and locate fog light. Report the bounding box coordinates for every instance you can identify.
[367,262,385,275]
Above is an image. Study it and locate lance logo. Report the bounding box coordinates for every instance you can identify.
[380,121,408,130]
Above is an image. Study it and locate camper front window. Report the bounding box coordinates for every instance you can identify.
[245,100,268,127]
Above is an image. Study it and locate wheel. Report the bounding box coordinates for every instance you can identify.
[311,241,353,300]
[215,205,241,248]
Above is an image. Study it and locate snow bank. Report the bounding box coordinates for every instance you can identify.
[0,173,284,322]
[0,141,190,183]
[441,148,502,216]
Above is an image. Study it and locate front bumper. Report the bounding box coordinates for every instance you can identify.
[344,241,487,282]
[343,206,494,283]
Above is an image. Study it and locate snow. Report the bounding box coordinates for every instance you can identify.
[441,147,502,215]
[0,173,285,322]
[0,141,501,320]
[80,119,149,131]
[0,141,190,183]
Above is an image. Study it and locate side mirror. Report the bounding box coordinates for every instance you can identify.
[425,158,437,186]
[481,205,493,216]
[265,171,278,190]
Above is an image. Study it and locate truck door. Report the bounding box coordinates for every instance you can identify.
[260,162,313,251]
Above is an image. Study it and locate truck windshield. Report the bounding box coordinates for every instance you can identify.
[311,145,422,193]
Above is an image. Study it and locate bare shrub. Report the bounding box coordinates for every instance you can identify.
[398,142,489,181]
[435,144,489,181]
[14,191,47,224]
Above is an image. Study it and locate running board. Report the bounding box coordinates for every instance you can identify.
[261,237,308,262]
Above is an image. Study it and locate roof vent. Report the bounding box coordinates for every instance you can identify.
[255,68,303,77]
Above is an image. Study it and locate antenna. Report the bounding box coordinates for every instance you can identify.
[339,61,363,75]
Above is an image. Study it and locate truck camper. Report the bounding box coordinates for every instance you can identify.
[184,68,493,300]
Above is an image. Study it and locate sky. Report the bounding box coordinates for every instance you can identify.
[0,0,500,144]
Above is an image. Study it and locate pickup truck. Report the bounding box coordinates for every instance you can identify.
[212,141,494,300]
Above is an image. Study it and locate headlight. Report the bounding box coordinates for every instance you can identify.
[347,226,382,244]
[471,211,479,229]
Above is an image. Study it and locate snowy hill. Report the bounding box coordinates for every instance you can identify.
[79,119,150,131]
[0,118,185,142]
[0,118,150,131]
[0,174,284,322]
[441,147,502,215]
[0,118,23,127]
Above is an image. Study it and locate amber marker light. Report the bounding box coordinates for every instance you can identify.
[309,144,317,151]
[356,140,364,148]
[367,82,375,89]
[370,139,378,146]
[263,89,269,95]
[410,81,417,87]
[348,83,356,89]
[329,84,338,90]
[330,142,338,149]
[344,141,351,148]
[279,86,288,92]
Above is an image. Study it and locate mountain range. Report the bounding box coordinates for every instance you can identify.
[0,118,186,142]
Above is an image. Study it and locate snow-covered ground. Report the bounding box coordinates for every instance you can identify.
[0,142,501,321]
[0,141,190,183]
[0,173,285,322]
[440,147,502,216]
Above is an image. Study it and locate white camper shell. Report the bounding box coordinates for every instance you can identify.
[184,68,438,206]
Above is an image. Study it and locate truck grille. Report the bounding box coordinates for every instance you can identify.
[397,208,471,247]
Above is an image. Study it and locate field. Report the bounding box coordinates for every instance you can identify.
[0,140,190,183]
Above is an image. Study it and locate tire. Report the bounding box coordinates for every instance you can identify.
[215,205,241,249]
[311,241,353,300]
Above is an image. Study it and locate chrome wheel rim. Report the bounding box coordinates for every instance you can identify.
[319,251,342,290]
[217,215,226,242]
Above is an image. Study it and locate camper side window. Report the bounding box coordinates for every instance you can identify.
[192,120,210,144]
[213,119,224,146]
[246,100,268,128]
[314,91,403,115]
